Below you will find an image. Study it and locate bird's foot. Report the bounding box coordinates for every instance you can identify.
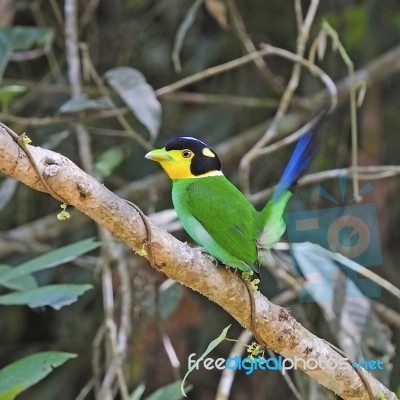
[225,265,238,274]
[241,271,260,291]
[222,267,260,291]
[193,246,221,267]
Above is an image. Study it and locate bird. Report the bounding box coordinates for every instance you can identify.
[145,110,326,278]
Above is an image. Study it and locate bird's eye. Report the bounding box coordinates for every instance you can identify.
[182,150,192,158]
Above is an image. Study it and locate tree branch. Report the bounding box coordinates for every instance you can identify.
[0,126,396,399]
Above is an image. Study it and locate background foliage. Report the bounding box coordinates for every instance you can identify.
[0,0,400,399]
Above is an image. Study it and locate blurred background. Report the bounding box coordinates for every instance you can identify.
[0,0,399,399]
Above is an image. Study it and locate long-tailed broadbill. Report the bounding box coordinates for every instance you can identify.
[145,109,327,277]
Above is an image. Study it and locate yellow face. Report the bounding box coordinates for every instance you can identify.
[145,138,222,180]
[145,148,195,179]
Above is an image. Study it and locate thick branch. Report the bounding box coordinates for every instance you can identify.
[0,127,395,399]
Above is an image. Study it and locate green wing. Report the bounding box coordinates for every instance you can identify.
[258,192,291,249]
[172,176,258,266]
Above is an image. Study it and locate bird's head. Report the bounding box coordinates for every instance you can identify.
[145,136,222,180]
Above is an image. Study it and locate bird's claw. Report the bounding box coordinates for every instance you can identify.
[193,246,220,267]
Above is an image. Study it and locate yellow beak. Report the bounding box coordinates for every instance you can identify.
[145,148,173,163]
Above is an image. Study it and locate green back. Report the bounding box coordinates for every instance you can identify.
[172,176,259,266]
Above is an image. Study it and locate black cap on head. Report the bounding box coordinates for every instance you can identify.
[165,136,222,176]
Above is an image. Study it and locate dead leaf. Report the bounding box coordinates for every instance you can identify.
[205,0,229,30]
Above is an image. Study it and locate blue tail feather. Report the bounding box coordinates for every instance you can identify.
[272,131,319,202]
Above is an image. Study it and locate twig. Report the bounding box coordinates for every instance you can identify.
[64,0,94,173]
[371,301,400,330]
[265,348,304,400]
[227,0,284,92]
[172,0,204,73]
[74,378,95,400]
[30,0,63,82]
[0,108,129,126]
[65,5,130,398]
[316,247,400,301]
[116,254,132,399]
[157,280,181,380]
[92,325,106,396]
[249,165,400,204]
[162,91,279,108]
[156,46,270,97]
[321,21,361,202]
[239,0,321,194]
[95,243,131,400]
[75,124,94,173]
[215,329,253,400]
[264,0,321,146]
[49,0,65,32]
[88,127,136,138]
[65,0,82,97]
[80,0,101,28]
[294,0,303,28]
[251,103,330,158]
[238,42,337,194]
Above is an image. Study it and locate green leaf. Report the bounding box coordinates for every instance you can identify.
[130,383,146,400]
[0,32,12,81]
[159,282,184,320]
[41,130,71,150]
[0,178,18,213]
[0,26,54,51]
[0,265,37,291]
[105,67,161,142]
[181,325,231,397]
[343,5,367,51]
[145,380,188,400]
[95,146,128,180]
[0,284,93,310]
[59,94,109,114]
[0,85,26,105]
[0,238,99,283]
[0,351,76,400]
